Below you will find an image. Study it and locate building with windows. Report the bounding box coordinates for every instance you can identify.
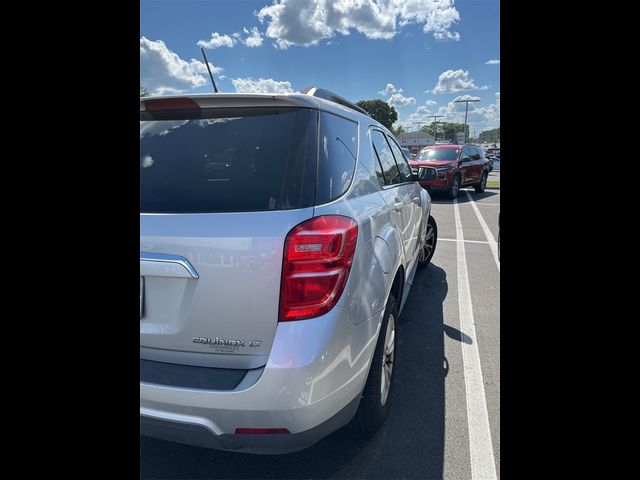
[397,132,435,155]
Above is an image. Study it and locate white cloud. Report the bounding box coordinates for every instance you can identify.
[231,77,294,93]
[416,106,431,114]
[388,93,416,107]
[242,27,264,47]
[398,93,500,132]
[198,32,237,49]
[453,94,481,102]
[197,28,264,49]
[379,83,403,95]
[436,97,500,130]
[140,37,223,95]
[256,0,461,49]
[425,99,437,105]
[486,59,500,65]
[431,69,488,94]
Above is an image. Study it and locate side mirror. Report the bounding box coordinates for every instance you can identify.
[461,156,471,163]
[410,172,420,182]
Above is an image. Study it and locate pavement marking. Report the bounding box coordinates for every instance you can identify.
[454,197,498,480]
[465,191,500,272]
[440,238,491,245]
[464,202,500,206]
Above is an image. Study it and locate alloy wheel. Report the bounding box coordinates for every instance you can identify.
[380,314,396,406]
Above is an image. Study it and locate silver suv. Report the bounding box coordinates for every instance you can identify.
[140,88,438,454]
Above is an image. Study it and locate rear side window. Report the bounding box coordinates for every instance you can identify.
[316,112,358,205]
[386,135,412,182]
[140,107,317,213]
[371,130,403,185]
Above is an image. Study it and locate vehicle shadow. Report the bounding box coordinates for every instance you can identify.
[140,263,450,479]
[430,188,498,204]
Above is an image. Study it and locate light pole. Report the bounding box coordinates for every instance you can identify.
[427,115,443,144]
[454,98,479,144]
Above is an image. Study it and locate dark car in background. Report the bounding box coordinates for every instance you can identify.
[409,144,492,198]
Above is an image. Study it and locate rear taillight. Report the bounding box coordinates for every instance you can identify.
[279,215,358,321]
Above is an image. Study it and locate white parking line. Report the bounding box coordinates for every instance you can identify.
[464,202,500,206]
[453,197,497,480]
[439,238,490,245]
[465,191,500,272]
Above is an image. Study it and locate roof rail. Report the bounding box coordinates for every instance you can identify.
[301,87,369,116]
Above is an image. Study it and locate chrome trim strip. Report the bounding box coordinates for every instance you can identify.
[140,252,199,279]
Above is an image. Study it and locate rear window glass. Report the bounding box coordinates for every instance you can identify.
[316,112,358,204]
[140,107,317,213]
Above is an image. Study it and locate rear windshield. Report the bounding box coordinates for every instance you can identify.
[415,148,460,162]
[140,107,317,213]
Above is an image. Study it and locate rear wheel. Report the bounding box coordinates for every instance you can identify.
[417,215,438,269]
[475,171,488,193]
[352,294,398,432]
[448,175,460,199]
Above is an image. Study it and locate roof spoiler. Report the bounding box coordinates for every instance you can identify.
[301,87,369,116]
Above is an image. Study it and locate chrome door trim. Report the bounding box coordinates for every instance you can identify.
[140,252,199,279]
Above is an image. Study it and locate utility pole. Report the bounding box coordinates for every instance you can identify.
[454,98,479,143]
[413,121,424,133]
[427,115,443,144]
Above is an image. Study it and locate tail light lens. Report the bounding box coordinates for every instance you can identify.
[280,215,358,321]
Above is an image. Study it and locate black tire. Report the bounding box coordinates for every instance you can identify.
[352,294,398,432]
[448,174,460,199]
[417,215,438,269]
[474,171,488,193]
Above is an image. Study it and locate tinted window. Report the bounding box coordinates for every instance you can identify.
[469,146,481,160]
[359,138,385,187]
[140,108,317,213]
[415,148,460,161]
[387,136,412,181]
[316,112,358,204]
[461,147,472,160]
[371,130,402,185]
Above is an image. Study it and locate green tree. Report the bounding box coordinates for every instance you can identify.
[391,124,406,137]
[356,99,398,130]
[479,128,500,144]
[420,122,469,143]
[140,86,150,97]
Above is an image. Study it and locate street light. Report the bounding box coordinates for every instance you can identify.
[427,115,443,144]
[454,98,480,144]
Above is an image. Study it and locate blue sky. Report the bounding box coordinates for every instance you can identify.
[140,0,500,133]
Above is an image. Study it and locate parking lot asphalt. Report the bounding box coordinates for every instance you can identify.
[140,188,500,480]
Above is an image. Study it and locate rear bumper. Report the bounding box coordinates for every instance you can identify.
[141,395,361,454]
[140,306,383,454]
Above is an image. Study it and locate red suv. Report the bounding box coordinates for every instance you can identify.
[409,144,491,198]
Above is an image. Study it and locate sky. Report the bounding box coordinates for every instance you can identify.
[140,0,500,134]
